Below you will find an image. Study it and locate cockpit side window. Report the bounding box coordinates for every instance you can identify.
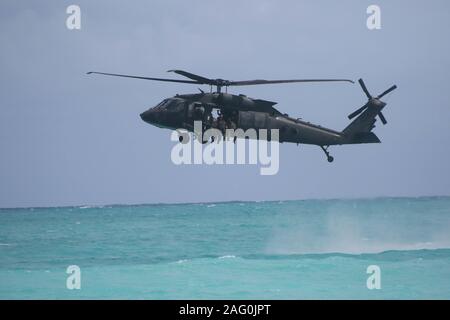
[166,99,185,111]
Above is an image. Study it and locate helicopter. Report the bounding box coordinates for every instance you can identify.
[87,69,397,162]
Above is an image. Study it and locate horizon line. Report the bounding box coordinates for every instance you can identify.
[1,194,449,210]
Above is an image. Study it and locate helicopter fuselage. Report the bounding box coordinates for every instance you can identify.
[140,92,344,146]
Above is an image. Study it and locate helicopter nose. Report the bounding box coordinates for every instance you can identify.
[140,109,155,123]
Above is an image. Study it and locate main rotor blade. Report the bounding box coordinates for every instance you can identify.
[348,105,367,120]
[88,70,356,89]
[228,79,354,86]
[358,79,372,99]
[378,112,387,125]
[168,70,354,86]
[377,85,397,99]
[167,70,215,85]
[87,71,200,84]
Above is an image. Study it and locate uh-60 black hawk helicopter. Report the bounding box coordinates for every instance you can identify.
[87,69,397,162]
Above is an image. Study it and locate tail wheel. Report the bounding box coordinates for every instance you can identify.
[320,146,334,163]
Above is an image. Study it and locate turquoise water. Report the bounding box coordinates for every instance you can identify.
[1,197,450,299]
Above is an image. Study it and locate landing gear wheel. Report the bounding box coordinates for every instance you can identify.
[320,146,334,163]
[177,130,190,144]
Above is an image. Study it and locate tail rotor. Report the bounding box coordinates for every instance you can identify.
[347,79,397,125]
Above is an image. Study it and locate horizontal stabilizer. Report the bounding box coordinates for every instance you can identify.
[348,132,380,144]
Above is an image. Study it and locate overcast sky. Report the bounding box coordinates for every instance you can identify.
[1,0,449,208]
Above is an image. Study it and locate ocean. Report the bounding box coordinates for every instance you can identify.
[1,197,449,299]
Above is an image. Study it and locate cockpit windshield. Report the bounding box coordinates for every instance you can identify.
[154,98,184,111]
[154,99,171,110]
